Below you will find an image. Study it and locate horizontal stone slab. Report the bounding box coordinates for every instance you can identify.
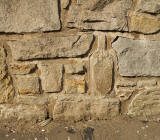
[0,0,60,33]
[52,95,120,121]
[8,34,94,60]
[112,37,160,76]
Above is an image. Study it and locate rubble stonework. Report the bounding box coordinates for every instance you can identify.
[0,0,160,124]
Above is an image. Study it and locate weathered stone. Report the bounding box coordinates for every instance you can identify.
[65,63,85,74]
[0,46,15,103]
[90,35,113,96]
[53,95,120,121]
[115,79,136,101]
[0,0,60,33]
[39,63,63,93]
[112,37,160,76]
[16,76,40,94]
[64,75,86,94]
[8,34,94,61]
[14,95,49,105]
[136,0,160,14]
[128,89,160,121]
[61,0,71,9]
[67,0,132,31]
[116,89,134,101]
[129,15,160,34]
[10,64,37,75]
[137,79,157,88]
[0,104,47,122]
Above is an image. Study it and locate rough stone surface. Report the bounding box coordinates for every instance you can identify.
[112,37,160,76]
[136,0,160,14]
[65,63,85,74]
[128,89,160,121]
[90,35,113,96]
[67,0,132,31]
[129,15,160,34]
[0,46,15,103]
[16,76,40,94]
[0,104,47,122]
[9,64,37,75]
[64,75,86,94]
[61,0,71,9]
[8,34,94,61]
[0,0,60,33]
[39,63,63,93]
[53,95,120,121]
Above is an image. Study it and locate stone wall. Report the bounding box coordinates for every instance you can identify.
[0,0,160,124]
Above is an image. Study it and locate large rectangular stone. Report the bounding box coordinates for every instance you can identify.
[0,0,60,33]
[112,37,160,76]
[53,95,120,121]
[7,34,94,60]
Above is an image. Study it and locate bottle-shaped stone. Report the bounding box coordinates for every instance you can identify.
[89,34,113,96]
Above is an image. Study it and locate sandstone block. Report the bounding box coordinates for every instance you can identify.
[64,75,86,94]
[53,95,120,121]
[128,89,160,121]
[129,15,160,34]
[0,46,15,103]
[10,64,37,75]
[65,63,85,74]
[67,0,132,31]
[0,0,60,33]
[90,35,113,96]
[0,104,47,122]
[112,37,160,76]
[16,76,40,94]
[136,0,160,14]
[39,63,63,93]
[8,34,94,61]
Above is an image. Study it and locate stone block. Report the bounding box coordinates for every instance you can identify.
[10,64,37,75]
[136,0,160,14]
[128,88,160,121]
[65,63,85,74]
[0,0,60,33]
[67,0,132,31]
[129,15,160,34]
[16,76,40,94]
[0,46,15,103]
[112,37,160,76]
[90,35,113,96]
[39,63,63,93]
[53,95,120,121]
[7,34,94,61]
[64,75,86,94]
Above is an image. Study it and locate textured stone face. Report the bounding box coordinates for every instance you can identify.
[16,76,40,94]
[64,75,86,94]
[112,37,160,76]
[0,0,60,33]
[0,46,15,103]
[128,89,160,121]
[39,63,63,93]
[8,34,94,61]
[67,0,132,31]
[53,95,120,121]
[90,35,113,96]
[10,64,37,75]
[0,104,47,122]
[129,15,160,34]
[136,0,160,14]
